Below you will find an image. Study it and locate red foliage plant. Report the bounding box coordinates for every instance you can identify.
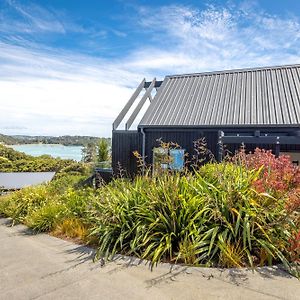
[233,148,300,200]
[286,188,300,213]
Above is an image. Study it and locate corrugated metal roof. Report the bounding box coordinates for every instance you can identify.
[139,64,300,127]
[0,172,55,190]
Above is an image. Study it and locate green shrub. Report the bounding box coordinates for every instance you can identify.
[0,173,95,236]
[48,175,86,193]
[0,157,13,169]
[0,185,51,222]
[0,194,13,217]
[0,144,87,173]
[62,188,91,218]
[26,202,67,232]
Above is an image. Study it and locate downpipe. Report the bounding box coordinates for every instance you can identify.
[141,127,146,174]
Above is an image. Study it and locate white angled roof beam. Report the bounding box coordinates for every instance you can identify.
[148,94,153,103]
[125,78,156,130]
[113,78,146,130]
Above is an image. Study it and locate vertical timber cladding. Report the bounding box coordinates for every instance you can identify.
[142,127,300,167]
[143,129,219,165]
[112,131,142,177]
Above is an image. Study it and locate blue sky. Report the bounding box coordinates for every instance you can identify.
[1,0,300,137]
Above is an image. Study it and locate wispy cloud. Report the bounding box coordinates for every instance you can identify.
[134,3,300,73]
[2,0,61,34]
[0,0,87,42]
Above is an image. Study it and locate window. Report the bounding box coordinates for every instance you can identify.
[169,149,185,170]
[153,147,185,171]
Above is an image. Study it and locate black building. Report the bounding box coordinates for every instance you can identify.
[112,64,300,176]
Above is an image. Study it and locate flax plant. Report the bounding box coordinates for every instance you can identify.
[89,162,298,277]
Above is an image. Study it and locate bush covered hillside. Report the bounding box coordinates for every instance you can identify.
[0,134,18,145]
[0,133,110,147]
[0,146,299,277]
[0,144,89,175]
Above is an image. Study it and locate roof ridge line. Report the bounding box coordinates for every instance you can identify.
[166,63,300,78]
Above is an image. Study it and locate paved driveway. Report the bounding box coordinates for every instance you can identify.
[0,217,299,300]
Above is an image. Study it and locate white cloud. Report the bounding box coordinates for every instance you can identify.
[1,2,300,137]
[0,43,151,137]
[0,79,134,136]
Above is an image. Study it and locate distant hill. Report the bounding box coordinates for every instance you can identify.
[0,134,18,145]
[0,134,110,146]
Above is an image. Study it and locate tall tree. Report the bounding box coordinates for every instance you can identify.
[97,139,109,162]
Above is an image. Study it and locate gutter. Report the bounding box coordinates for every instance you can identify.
[140,127,146,174]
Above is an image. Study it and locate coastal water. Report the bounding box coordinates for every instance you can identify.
[11,144,83,161]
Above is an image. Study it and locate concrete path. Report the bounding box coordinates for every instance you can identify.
[0,217,299,300]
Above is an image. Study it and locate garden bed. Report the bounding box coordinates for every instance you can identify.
[0,148,299,277]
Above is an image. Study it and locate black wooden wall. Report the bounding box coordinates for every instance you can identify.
[143,129,218,165]
[112,131,141,177]
[113,127,300,177]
